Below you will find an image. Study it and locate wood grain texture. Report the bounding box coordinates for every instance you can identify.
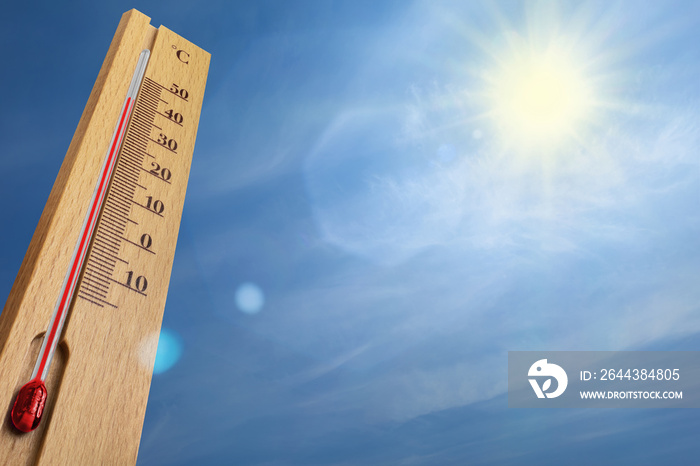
[0,9,209,465]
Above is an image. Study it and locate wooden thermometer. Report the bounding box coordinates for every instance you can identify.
[0,9,209,464]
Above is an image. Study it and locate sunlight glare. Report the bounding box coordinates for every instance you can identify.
[487,45,594,149]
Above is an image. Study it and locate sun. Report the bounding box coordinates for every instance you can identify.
[485,43,594,149]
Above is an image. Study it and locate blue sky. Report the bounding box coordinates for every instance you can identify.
[2,1,700,464]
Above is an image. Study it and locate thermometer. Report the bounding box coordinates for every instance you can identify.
[10,49,151,433]
[0,10,209,464]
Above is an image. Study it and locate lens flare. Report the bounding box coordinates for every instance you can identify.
[235,282,264,314]
[153,328,183,374]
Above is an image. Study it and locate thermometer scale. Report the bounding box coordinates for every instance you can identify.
[0,10,209,464]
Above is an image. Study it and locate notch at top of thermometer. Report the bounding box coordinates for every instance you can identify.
[10,49,151,433]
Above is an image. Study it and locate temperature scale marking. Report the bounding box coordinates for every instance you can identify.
[77,77,166,310]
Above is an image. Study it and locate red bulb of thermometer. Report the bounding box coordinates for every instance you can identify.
[11,380,47,432]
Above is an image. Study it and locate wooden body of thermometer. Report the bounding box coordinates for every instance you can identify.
[0,9,209,464]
